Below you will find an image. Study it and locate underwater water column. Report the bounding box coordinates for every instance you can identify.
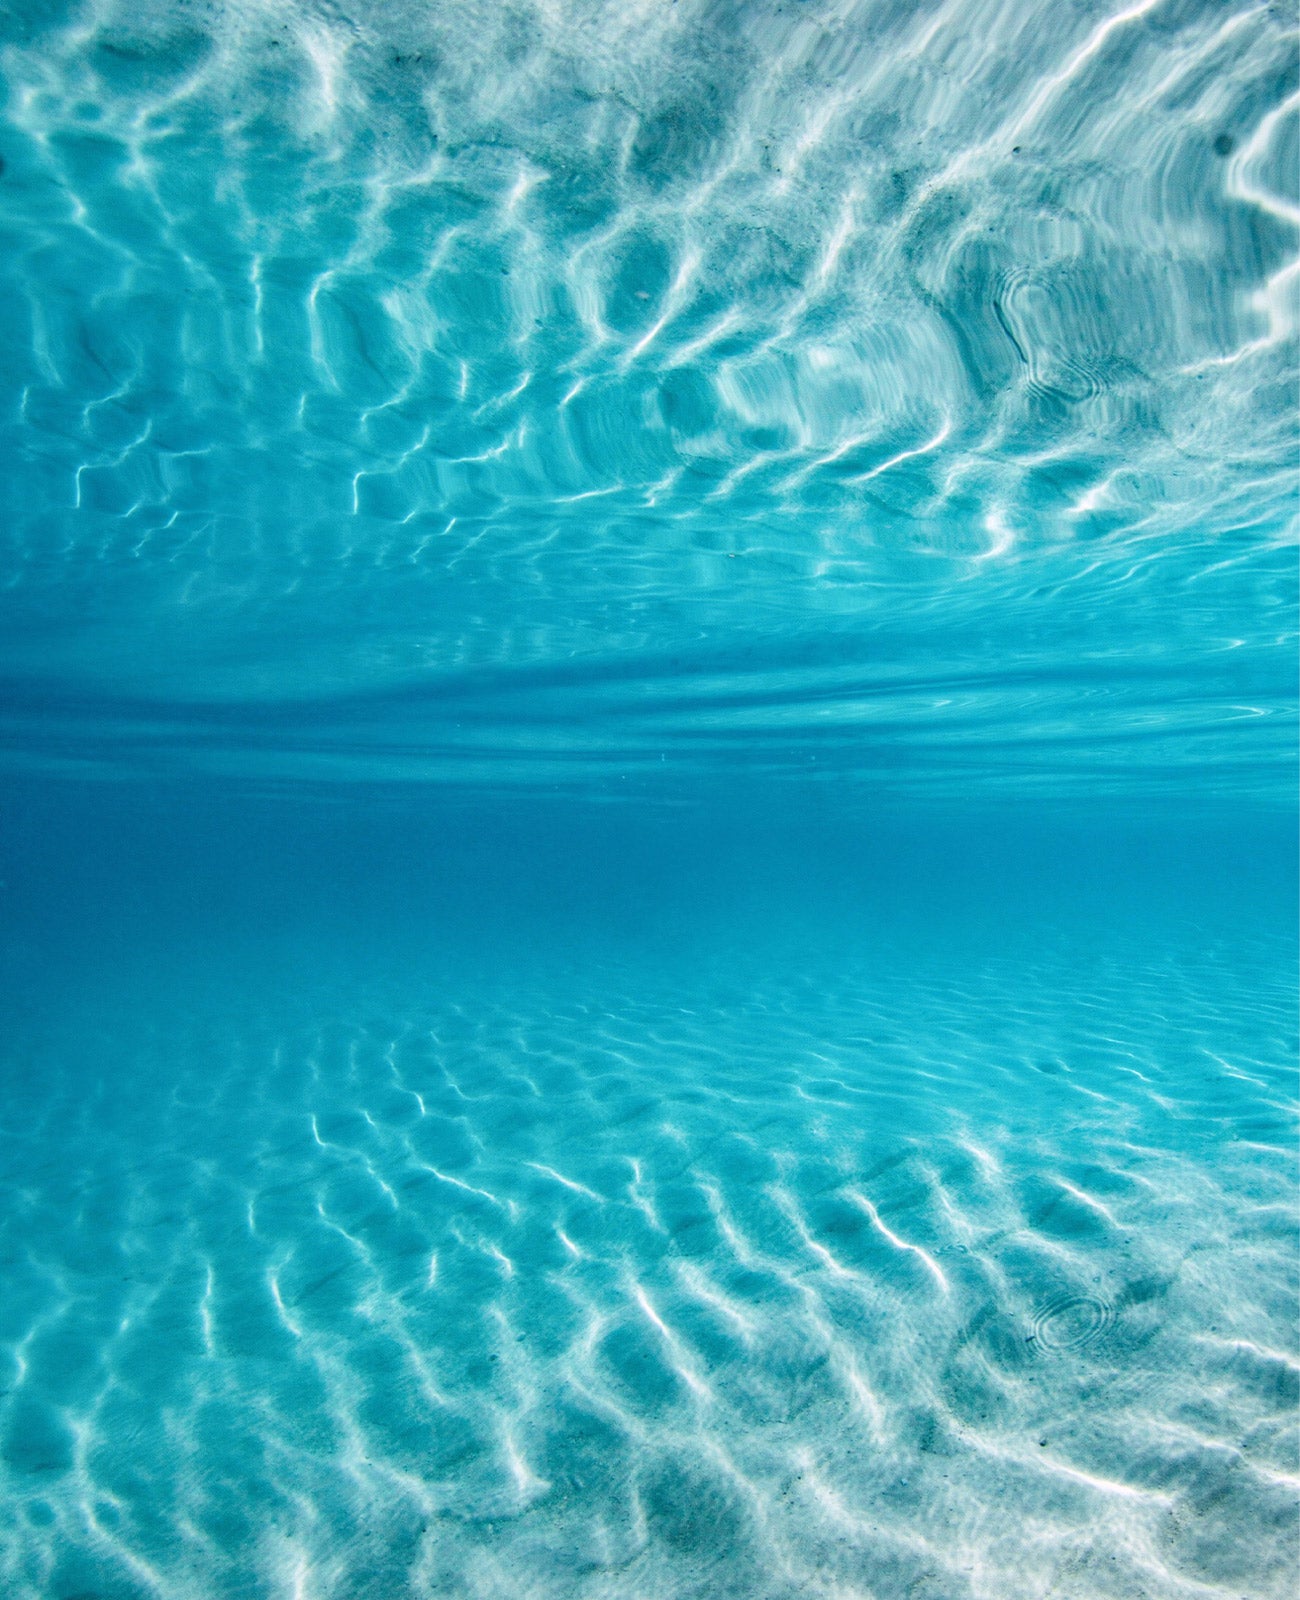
[0,2,1296,1597]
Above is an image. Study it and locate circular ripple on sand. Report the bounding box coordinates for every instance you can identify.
[1031,1293,1115,1352]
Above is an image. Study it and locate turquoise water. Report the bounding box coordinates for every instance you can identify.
[0,3,1297,1597]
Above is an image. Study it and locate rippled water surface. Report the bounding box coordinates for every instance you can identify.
[0,2,1297,1597]
[0,0,1296,794]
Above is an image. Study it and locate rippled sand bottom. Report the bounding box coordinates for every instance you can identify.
[1,928,1295,1599]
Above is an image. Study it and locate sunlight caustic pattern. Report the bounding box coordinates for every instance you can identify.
[1,931,1296,1598]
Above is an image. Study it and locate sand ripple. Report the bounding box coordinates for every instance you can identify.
[0,926,1294,1597]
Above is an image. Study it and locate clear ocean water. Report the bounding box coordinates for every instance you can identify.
[0,4,1297,1597]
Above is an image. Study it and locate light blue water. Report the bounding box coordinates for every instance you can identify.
[0,3,1297,1597]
